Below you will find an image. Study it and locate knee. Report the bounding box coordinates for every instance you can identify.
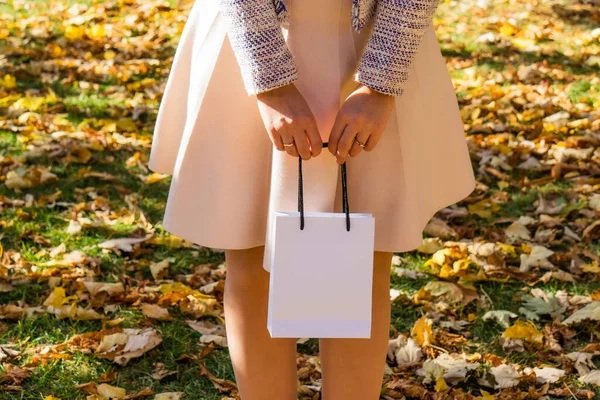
[225,246,267,280]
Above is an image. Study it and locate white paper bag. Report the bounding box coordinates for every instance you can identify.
[266,154,376,339]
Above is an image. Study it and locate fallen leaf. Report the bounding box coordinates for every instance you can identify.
[394,338,423,365]
[563,301,600,325]
[502,320,544,349]
[579,370,600,387]
[490,364,520,389]
[533,367,565,383]
[141,303,173,320]
[483,310,518,328]
[154,393,184,400]
[97,383,127,399]
[97,234,153,252]
[411,316,433,346]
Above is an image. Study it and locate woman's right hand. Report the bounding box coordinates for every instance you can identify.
[256,83,322,160]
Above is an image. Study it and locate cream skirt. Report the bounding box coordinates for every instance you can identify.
[148,0,477,264]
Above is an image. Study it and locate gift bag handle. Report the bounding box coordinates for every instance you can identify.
[298,142,350,232]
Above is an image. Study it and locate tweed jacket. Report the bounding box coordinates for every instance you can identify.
[219,0,441,97]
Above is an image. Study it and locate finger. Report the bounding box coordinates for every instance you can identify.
[328,115,347,157]
[336,125,357,164]
[294,130,312,160]
[348,130,371,157]
[271,130,285,152]
[305,119,322,157]
[280,133,299,158]
[363,130,382,152]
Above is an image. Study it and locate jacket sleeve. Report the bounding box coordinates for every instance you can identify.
[219,0,299,96]
[354,0,441,97]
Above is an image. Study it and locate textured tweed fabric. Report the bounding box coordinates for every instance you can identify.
[219,0,441,97]
[219,0,299,95]
[354,0,441,96]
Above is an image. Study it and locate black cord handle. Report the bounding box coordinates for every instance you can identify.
[298,142,350,231]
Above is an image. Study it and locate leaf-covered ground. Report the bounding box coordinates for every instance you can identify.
[1,0,600,398]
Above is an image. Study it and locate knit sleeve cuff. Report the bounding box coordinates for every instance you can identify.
[354,0,440,97]
[220,0,299,96]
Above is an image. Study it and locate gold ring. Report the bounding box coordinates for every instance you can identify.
[354,137,366,148]
[283,141,294,147]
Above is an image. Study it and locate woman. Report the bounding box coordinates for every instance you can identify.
[148,0,476,398]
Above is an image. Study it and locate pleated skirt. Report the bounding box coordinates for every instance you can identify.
[148,0,477,268]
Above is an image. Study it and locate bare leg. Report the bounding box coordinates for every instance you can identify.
[319,251,393,400]
[223,246,298,400]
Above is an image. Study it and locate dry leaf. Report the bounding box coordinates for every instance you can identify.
[502,320,544,349]
[97,383,127,399]
[411,316,433,346]
[562,301,600,325]
[490,364,520,389]
[483,310,518,328]
[141,303,173,320]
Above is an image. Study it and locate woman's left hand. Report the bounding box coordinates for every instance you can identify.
[328,84,395,164]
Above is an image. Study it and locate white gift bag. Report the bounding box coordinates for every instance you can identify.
[267,148,375,339]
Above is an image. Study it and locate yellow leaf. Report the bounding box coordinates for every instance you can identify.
[0,94,22,107]
[44,396,61,400]
[434,376,448,392]
[411,316,433,346]
[126,152,141,167]
[502,320,543,349]
[104,50,116,60]
[439,263,454,278]
[44,287,78,309]
[581,262,600,274]
[43,287,67,308]
[468,199,499,219]
[45,89,58,104]
[1,74,16,89]
[499,22,518,36]
[50,45,65,57]
[160,282,195,295]
[97,383,126,399]
[86,24,106,40]
[65,146,92,164]
[64,25,85,40]
[512,38,537,50]
[52,115,71,126]
[497,181,510,190]
[147,235,190,248]
[481,390,496,399]
[497,243,517,258]
[9,96,45,112]
[142,172,168,185]
[430,248,449,265]
[116,118,137,132]
[75,307,103,320]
